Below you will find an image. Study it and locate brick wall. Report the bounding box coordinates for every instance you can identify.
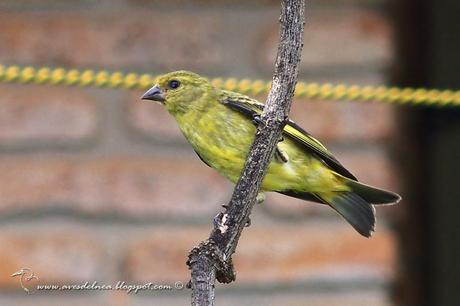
[0,1,400,305]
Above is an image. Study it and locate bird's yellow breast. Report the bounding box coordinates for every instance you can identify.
[174,102,343,193]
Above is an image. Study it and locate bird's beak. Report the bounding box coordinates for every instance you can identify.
[141,85,166,103]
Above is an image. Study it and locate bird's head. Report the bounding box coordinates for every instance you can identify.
[141,70,214,116]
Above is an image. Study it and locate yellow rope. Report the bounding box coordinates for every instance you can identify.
[1,64,459,107]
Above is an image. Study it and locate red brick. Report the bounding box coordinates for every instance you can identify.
[0,291,391,306]
[124,223,395,284]
[128,92,183,141]
[0,84,97,147]
[0,156,229,218]
[130,91,396,143]
[290,99,396,142]
[129,291,391,306]
[263,148,400,218]
[0,298,109,306]
[0,232,102,289]
[338,149,400,192]
[236,224,395,283]
[128,0,280,6]
[258,9,393,72]
[0,9,392,74]
[216,291,391,306]
[0,12,225,69]
[0,0,279,10]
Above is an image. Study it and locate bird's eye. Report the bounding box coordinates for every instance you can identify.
[168,80,181,89]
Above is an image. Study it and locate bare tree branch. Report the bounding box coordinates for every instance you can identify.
[187,1,306,305]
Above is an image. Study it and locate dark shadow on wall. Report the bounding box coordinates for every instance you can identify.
[390,1,460,306]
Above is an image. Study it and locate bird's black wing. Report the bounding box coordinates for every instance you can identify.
[219,91,357,181]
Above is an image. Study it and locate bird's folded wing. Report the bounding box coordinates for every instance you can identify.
[220,92,357,181]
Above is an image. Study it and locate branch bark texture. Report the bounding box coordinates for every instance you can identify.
[187,1,306,305]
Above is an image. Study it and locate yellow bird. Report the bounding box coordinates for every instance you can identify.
[141,71,401,237]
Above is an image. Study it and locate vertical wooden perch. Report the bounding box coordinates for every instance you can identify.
[187,0,306,305]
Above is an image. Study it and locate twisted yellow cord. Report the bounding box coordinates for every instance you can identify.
[1,64,459,107]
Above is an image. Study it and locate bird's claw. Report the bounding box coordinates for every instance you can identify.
[252,114,262,126]
[275,146,289,163]
[245,217,251,227]
[256,192,265,204]
[213,212,223,228]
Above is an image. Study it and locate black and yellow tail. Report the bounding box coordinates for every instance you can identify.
[280,180,401,237]
[321,181,400,237]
